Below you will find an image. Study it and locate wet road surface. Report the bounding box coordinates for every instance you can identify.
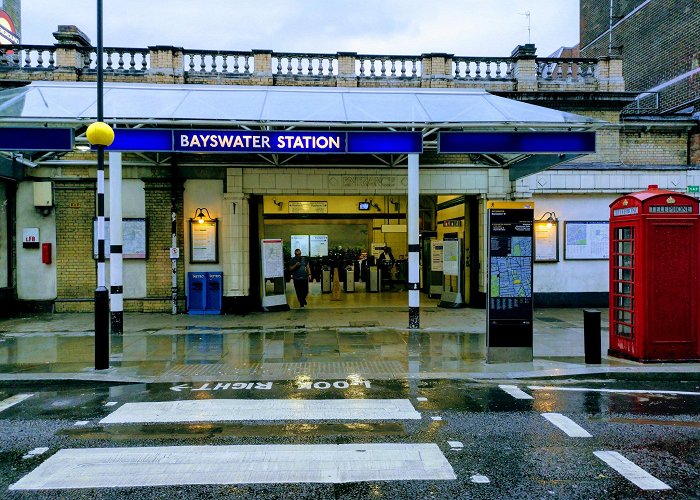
[0,376,698,498]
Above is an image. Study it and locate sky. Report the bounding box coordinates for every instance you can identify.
[19,1,579,57]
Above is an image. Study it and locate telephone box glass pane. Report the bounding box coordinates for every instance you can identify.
[616,295,632,309]
[616,324,633,337]
[617,282,633,295]
[616,310,632,322]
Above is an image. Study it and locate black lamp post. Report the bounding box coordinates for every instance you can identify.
[86,0,114,370]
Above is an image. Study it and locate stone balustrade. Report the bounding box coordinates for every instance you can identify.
[0,45,55,70]
[453,57,513,81]
[273,53,334,77]
[78,46,149,73]
[183,49,253,76]
[0,39,624,92]
[356,54,421,79]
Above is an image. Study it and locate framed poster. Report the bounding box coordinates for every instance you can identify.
[430,240,444,272]
[442,238,460,276]
[93,218,147,259]
[291,235,310,256]
[534,221,559,262]
[309,235,328,257]
[189,219,219,263]
[564,221,609,260]
[262,239,285,278]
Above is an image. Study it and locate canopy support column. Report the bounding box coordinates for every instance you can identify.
[109,152,123,334]
[408,153,420,329]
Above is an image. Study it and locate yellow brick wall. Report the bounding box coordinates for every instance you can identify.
[144,182,186,312]
[621,132,687,165]
[54,181,96,312]
[52,179,187,313]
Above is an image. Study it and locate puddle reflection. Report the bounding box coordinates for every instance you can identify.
[0,329,487,375]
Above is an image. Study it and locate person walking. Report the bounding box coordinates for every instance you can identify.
[289,248,311,307]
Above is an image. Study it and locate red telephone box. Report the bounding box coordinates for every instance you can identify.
[609,185,700,362]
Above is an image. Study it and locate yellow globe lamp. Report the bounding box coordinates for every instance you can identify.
[86,121,115,147]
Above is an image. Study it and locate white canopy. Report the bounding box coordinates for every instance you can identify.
[0,81,603,129]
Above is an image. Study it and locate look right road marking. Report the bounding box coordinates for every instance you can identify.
[541,413,592,437]
[0,393,33,413]
[594,451,671,490]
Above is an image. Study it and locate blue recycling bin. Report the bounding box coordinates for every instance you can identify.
[187,272,223,314]
[206,272,223,313]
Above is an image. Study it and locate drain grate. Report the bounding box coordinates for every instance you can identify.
[163,360,405,380]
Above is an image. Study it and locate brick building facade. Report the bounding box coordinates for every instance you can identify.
[0,14,698,314]
[580,0,700,113]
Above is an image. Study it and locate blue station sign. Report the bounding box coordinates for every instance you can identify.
[438,131,596,154]
[0,127,74,151]
[177,130,345,153]
[105,130,423,154]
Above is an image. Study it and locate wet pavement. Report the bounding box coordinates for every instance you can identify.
[1,298,699,496]
[0,377,699,498]
[0,299,699,383]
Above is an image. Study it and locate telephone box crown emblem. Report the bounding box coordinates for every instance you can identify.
[622,199,629,206]
[666,196,676,204]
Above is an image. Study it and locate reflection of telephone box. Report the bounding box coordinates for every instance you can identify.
[609,185,700,362]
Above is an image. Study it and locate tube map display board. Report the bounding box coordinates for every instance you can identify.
[262,239,284,279]
[564,221,609,260]
[487,202,534,349]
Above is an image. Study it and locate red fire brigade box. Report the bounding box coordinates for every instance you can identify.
[609,185,700,362]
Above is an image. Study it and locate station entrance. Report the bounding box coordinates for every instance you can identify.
[259,194,480,309]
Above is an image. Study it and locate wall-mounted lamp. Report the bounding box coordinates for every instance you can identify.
[272,199,283,209]
[389,198,400,212]
[193,207,214,224]
[537,211,558,228]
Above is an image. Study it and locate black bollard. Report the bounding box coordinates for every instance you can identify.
[95,286,110,370]
[583,309,601,364]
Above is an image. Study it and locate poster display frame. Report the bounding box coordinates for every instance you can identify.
[534,220,559,262]
[189,219,219,263]
[564,220,609,260]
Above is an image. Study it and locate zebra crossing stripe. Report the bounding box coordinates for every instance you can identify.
[0,393,33,413]
[594,451,671,490]
[10,443,456,489]
[499,385,533,400]
[541,413,592,437]
[99,399,421,424]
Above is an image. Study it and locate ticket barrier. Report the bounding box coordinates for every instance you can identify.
[367,265,381,293]
[321,266,331,293]
[344,264,355,292]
